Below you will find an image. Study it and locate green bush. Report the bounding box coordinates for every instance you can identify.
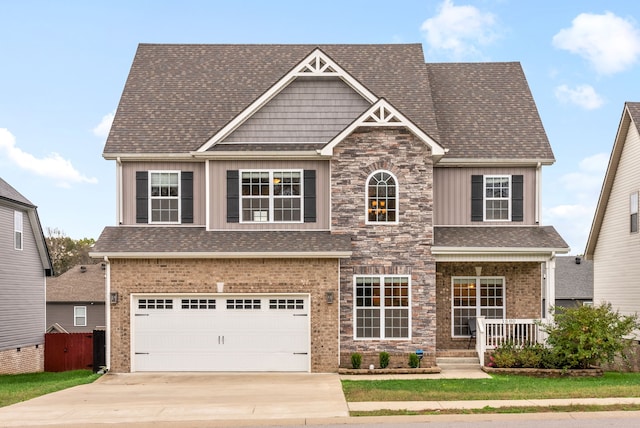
[542,303,640,369]
[379,352,390,369]
[490,341,518,368]
[408,353,420,368]
[351,353,362,369]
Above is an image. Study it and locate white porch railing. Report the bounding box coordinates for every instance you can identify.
[475,318,549,367]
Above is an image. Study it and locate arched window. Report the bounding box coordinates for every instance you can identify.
[366,171,398,223]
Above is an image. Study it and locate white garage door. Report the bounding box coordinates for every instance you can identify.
[132,294,310,372]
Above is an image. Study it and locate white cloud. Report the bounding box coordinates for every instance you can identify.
[420,0,499,59]
[92,111,114,138]
[554,84,604,110]
[544,153,609,254]
[553,12,640,75]
[0,128,98,188]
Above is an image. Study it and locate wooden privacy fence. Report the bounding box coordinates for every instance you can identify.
[44,331,105,372]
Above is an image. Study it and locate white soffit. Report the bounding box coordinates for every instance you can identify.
[196,48,378,153]
[320,99,445,158]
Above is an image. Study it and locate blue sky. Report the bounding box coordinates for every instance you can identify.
[1,0,639,254]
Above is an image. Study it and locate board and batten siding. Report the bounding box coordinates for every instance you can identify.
[222,77,371,143]
[593,122,640,315]
[209,159,330,230]
[121,161,206,226]
[0,205,46,351]
[433,167,536,225]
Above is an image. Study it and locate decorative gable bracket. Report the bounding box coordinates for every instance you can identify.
[319,98,446,159]
[196,48,378,153]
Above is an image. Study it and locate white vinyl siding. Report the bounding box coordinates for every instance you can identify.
[593,118,640,316]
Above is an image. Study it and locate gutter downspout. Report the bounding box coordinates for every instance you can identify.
[103,256,111,372]
[545,251,556,321]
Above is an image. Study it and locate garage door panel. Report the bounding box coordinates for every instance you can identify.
[133,294,310,372]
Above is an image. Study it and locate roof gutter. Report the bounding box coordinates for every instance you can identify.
[436,158,555,167]
[89,251,353,259]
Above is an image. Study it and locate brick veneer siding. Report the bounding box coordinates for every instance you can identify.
[331,127,437,368]
[0,344,44,374]
[436,262,542,350]
[108,258,339,373]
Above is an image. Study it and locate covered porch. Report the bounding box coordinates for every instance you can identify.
[432,226,569,365]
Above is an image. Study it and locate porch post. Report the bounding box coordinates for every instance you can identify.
[544,252,556,321]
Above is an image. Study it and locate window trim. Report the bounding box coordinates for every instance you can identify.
[148,170,181,224]
[365,170,399,225]
[353,274,411,340]
[483,175,511,222]
[451,276,505,338]
[631,192,638,233]
[14,211,23,250]
[238,169,304,224]
[74,306,87,327]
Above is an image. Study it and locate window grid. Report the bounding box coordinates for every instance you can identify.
[74,306,87,327]
[484,176,510,221]
[227,299,261,310]
[367,171,397,223]
[355,275,410,339]
[150,171,180,223]
[138,299,174,310]
[269,299,304,310]
[14,211,23,250]
[631,192,638,233]
[452,277,504,337]
[241,170,302,223]
[181,299,216,309]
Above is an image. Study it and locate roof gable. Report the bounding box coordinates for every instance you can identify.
[585,102,640,257]
[0,177,34,206]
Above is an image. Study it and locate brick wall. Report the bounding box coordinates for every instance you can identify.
[108,258,339,373]
[331,127,437,367]
[436,262,542,350]
[0,344,44,374]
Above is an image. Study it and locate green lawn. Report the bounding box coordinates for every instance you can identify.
[0,370,101,408]
[342,372,640,402]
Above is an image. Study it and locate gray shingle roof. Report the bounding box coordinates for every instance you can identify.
[91,227,352,256]
[426,62,554,160]
[105,44,440,155]
[554,256,593,300]
[46,264,106,302]
[434,226,568,250]
[0,177,34,206]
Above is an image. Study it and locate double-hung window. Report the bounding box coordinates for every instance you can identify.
[14,211,23,250]
[74,306,87,327]
[240,170,302,223]
[631,192,638,233]
[354,275,410,339]
[471,174,523,222]
[149,171,180,223]
[484,176,510,220]
[452,277,504,337]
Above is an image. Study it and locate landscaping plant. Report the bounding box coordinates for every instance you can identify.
[379,352,390,369]
[351,352,362,369]
[408,353,420,368]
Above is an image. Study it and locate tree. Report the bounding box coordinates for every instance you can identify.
[45,227,97,276]
[542,303,640,369]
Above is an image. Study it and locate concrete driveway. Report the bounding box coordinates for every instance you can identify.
[0,372,349,427]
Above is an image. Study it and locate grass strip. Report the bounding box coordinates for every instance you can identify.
[0,370,101,408]
[342,372,640,402]
[350,403,640,416]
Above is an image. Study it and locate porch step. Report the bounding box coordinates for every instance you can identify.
[436,356,481,370]
[436,350,477,358]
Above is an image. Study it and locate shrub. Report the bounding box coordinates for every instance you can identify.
[408,353,420,368]
[350,353,362,369]
[516,343,545,368]
[542,303,640,369]
[379,352,390,369]
[490,341,518,368]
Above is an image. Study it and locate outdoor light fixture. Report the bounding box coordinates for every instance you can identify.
[325,291,334,304]
[110,292,119,304]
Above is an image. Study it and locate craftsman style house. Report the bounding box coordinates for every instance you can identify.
[91,44,568,373]
[0,177,52,374]
[586,102,640,323]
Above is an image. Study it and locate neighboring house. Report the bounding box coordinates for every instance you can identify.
[46,263,106,333]
[90,44,568,373]
[0,177,53,374]
[554,256,593,309]
[586,102,640,324]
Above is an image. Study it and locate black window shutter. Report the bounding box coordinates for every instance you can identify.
[512,175,524,222]
[136,171,148,223]
[471,175,484,222]
[181,171,193,224]
[226,170,240,223]
[304,170,317,223]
